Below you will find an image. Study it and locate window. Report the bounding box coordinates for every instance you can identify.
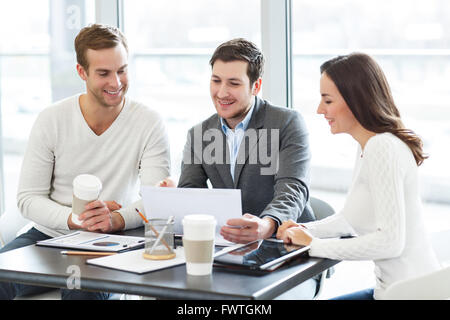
[2,0,448,214]
[292,0,450,202]
[123,0,261,178]
[0,0,95,212]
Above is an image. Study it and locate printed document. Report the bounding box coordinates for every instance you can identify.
[141,186,242,246]
[36,231,145,252]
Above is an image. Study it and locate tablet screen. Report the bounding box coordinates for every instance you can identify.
[213,239,308,271]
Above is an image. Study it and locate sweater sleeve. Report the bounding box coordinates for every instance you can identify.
[302,211,356,239]
[117,114,171,229]
[308,136,406,261]
[17,112,72,231]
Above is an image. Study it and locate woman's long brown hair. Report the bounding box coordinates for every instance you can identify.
[320,53,428,166]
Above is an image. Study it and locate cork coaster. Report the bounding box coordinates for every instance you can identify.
[143,252,176,260]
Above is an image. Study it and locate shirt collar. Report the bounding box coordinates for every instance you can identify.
[220,97,255,134]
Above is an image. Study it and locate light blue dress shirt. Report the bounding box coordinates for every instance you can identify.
[220,98,255,182]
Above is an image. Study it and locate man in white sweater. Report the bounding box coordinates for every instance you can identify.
[0,24,170,300]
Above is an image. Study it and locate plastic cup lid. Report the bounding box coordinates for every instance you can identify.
[73,174,102,191]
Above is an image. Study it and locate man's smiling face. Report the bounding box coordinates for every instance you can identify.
[210,59,261,129]
[78,43,129,109]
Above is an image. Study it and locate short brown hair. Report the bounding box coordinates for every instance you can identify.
[75,24,128,71]
[321,53,428,166]
[209,38,264,84]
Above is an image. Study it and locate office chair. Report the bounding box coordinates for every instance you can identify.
[382,265,450,300]
[0,207,31,249]
[310,196,335,221]
[309,196,336,299]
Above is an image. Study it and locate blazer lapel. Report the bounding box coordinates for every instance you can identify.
[233,97,266,187]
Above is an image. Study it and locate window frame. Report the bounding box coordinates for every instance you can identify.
[0,85,4,215]
[261,0,293,108]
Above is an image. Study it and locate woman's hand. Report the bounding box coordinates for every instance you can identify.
[276,219,299,239]
[277,220,313,246]
[283,227,313,246]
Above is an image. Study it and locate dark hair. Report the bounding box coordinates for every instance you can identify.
[320,53,427,166]
[75,24,128,71]
[209,38,264,84]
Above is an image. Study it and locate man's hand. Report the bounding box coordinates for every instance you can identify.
[68,200,125,233]
[220,214,277,244]
[157,177,176,187]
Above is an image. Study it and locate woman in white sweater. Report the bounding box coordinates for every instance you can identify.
[277,53,440,300]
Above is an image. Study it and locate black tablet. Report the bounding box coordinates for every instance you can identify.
[213,239,310,273]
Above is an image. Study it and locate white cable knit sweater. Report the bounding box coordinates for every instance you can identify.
[17,94,170,238]
[304,133,440,299]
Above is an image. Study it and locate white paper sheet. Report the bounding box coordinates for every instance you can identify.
[86,247,185,274]
[87,244,250,274]
[141,186,242,246]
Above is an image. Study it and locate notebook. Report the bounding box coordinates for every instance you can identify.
[86,247,186,274]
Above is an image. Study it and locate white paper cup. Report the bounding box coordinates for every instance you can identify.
[72,174,102,225]
[182,214,216,276]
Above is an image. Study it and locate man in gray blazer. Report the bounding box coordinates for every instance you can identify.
[177,38,315,244]
[161,39,318,299]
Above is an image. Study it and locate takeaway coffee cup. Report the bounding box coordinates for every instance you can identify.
[71,174,102,226]
[182,214,216,276]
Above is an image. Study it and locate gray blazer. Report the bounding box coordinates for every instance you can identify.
[178,96,315,225]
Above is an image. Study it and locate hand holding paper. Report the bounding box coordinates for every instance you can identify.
[157,177,177,188]
[220,214,277,244]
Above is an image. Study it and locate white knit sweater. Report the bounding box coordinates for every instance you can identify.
[17,94,170,237]
[305,133,440,299]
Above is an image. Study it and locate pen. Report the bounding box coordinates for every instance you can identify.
[149,216,174,254]
[135,208,149,223]
[136,208,172,252]
[61,251,117,256]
